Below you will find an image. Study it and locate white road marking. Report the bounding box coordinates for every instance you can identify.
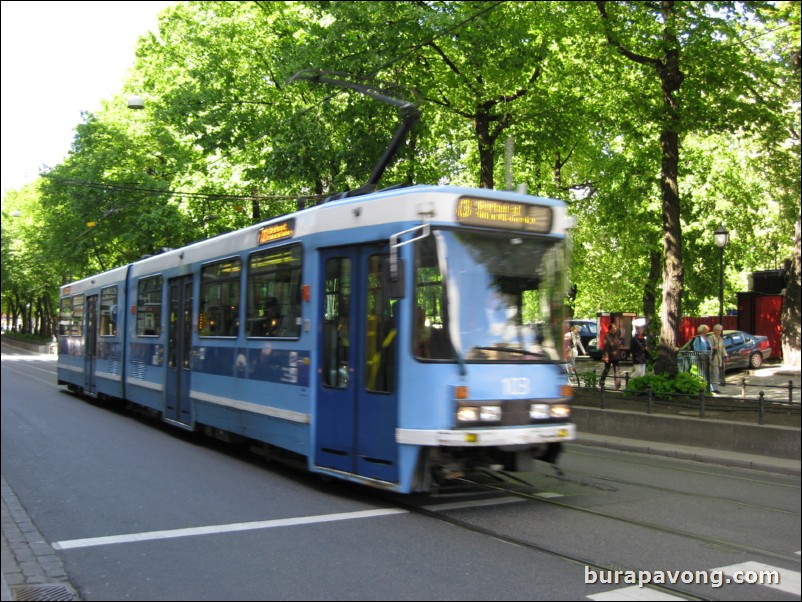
[423,496,525,511]
[711,561,801,596]
[53,508,407,550]
[533,491,564,499]
[588,561,801,600]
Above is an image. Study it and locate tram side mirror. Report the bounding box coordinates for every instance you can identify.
[388,258,406,299]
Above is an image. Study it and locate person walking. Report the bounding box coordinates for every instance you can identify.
[710,324,727,392]
[691,324,714,391]
[692,324,711,351]
[563,324,587,371]
[600,327,622,390]
[630,325,647,378]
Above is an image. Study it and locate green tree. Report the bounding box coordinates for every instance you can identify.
[2,182,61,337]
[39,102,194,277]
[594,0,795,374]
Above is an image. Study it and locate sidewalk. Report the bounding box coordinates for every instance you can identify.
[1,479,77,601]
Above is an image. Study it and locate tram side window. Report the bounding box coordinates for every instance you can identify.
[136,275,163,336]
[365,254,396,393]
[99,286,117,336]
[59,297,72,336]
[246,246,302,338]
[200,259,241,337]
[322,257,351,388]
[71,295,84,336]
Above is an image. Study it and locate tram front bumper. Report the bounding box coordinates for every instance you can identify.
[396,423,575,447]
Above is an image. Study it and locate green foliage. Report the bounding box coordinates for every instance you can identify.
[672,372,708,395]
[626,371,707,398]
[626,374,674,396]
[1,332,52,345]
[580,370,599,389]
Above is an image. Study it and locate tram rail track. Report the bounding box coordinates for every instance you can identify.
[566,447,801,488]
[376,468,801,600]
[384,481,711,601]
[444,472,801,565]
[537,466,800,516]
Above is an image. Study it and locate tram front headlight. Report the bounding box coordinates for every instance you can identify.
[529,403,571,420]
[457,405,501,423]
[529,404,550,420]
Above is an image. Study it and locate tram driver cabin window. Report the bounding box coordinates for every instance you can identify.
[136,276,163,336]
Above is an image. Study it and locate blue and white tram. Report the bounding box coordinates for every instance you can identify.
[58,185,575,493]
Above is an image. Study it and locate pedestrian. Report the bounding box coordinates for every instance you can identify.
[630,325,647,378]
[691,323,714,391]
[600,327,622,390]
[563,325,587,370]
[692,324,711,351]
[710,323,727,392]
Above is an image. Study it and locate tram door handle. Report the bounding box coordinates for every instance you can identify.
[337,363,351,387]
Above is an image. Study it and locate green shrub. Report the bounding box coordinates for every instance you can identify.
[580,371,599,389]
[1,332,52,345]
[672,371,708,395]
[625,371,707,398]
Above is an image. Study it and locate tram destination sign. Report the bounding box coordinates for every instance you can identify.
[456,198,552,233]
[258,218,295,244]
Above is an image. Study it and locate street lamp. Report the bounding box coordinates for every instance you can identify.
[714,225,729,324]
[127,95,145,110]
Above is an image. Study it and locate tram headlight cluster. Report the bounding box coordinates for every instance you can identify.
[529,403,571,420]
[456,404,502,423]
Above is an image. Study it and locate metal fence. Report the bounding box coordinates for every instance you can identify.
[571,368,800,426]
[677,350,711,384]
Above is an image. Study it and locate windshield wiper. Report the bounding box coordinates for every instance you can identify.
[470,346,547,358]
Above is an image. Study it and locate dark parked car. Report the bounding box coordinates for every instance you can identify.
[721,330,772,371]
[681,329,771,371]
[567,319,602,359]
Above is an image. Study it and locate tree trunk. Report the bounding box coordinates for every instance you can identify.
[654,130,683,376]
[643,250,661,334]
[781,218,801,368]
[474,113,496,189]
[653,1,685,376]
[251,187,261,223]
[596,0,686,376]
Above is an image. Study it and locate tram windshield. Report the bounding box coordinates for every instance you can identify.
[413,229,566,363]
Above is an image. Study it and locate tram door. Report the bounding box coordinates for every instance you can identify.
[316,246,399,483]
[83,294,98,396]
[165,275,193,426]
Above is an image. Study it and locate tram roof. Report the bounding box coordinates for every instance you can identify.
[61,185,569,291]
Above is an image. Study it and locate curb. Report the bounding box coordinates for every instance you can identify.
[573,434,801,476]
[1,478,78,601]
